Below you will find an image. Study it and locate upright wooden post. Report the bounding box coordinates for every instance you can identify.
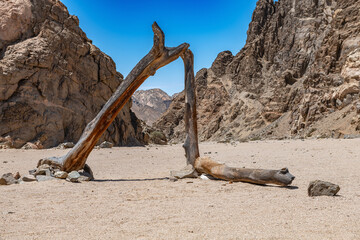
[181,49,200,166]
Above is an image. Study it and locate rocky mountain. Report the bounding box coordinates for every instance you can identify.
[132,88,172,126]
[155,0,360,142]
[0,0,145,148]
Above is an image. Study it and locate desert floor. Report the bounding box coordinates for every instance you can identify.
[1,139,360,240]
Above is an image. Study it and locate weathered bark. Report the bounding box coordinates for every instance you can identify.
[169,50,200,179]
[181,49,200,166]
[195,157,295,186]
[38,22,189,172]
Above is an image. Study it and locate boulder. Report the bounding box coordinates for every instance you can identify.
[0,173,17,185]
[0,0,145,148]
[308,180,340,197]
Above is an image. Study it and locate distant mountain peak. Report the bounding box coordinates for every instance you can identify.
[132,88,172,126]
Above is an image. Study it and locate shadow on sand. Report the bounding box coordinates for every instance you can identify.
[93,177,170,182]
[93,178,299,189]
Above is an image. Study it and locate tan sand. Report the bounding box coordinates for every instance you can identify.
[1,139,360,240]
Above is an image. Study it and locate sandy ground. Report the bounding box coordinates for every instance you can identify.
[0,139,360,240]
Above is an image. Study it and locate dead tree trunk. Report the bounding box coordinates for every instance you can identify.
[168,50,201,179]
[181,49,200,166]
[194,157,295,186]
[38,22,189,172]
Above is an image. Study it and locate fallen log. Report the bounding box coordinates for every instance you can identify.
[37,22,189,172]
[194,157,295,186]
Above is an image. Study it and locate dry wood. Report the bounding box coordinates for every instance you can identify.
[181,49,200,166]
[169,49,200,179]
[38,22,189,172]
[195,157,295,186]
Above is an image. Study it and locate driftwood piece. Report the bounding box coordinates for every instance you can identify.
[38,22,189,172]
[170,49,200,179]
[181,49,200,166]
[194,157,295,186]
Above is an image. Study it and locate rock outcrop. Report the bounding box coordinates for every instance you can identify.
[0,0,145,148]
[155,0,360,142]
[132,88,172,126]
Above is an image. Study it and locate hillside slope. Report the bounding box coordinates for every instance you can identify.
[132,89,171,126]
[155,0,360,142]
[0,0,145,148]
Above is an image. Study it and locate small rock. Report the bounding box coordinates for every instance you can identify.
[35,168,51,176]
[21,142,38,150]
[38,164,50,170]
[54,171,68,179]
[0,173,17,185]
[308,180,340,196]
[356,103,360,113]
[22,175,37,182]
[36,175,55,182]
[29,169,37,175]
[57,142,75,149]
[67,171,80,182]
[14,172,20,180]
[99,141,114,148]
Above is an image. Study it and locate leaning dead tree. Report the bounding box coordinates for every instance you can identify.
[37,22,295,186]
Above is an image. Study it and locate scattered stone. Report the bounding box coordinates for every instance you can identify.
[57,142,75,149]
[36,175,55,182]
[21,142,38,150]
[67,171,81,182]
[35,168,51,176]
[54,171,68,179]
[356,103,360,113]
[343,134,360,139]
[34,164,52,176]
[22,175,37,182]
[28,169,37,176]
[3,161,8,163]
[37,164,50,170]
[0,173,17,185]
[14,172,20,180]
[308,180,340,197]
[99,141,114,148]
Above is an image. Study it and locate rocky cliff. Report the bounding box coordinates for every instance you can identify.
[132,88,172,126]
[155,0,360,142]
[0,0,145,148]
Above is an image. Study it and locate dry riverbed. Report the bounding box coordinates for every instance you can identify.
[1,139,360,239]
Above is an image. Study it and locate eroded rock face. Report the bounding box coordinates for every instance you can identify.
[0,0,145,148]
[155,0,360,142]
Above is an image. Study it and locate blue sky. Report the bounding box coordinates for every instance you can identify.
[62,0,259,95]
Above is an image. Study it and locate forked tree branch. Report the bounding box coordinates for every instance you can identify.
[38,22,189,172]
